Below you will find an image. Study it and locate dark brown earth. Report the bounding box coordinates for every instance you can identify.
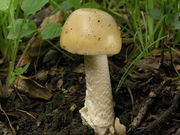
[0,47,180,135]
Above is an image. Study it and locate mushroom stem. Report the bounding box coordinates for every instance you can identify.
[80,55,115,134]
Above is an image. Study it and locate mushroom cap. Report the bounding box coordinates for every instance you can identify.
[60,8,122,55]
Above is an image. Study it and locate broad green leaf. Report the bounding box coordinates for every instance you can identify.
[0,0,11,11]
[173,13,180,29]
[7,19,37,39]
[81,2,101,8]
[59,0,82,10]
[67,0,82,9]
[19,21,37,38]
[148,8,164,20]
[166,12,180,29]
[59,1,72,11]
[8,63,30,86]
[53,0,65,3]
[21,0,49,16]
[40,23,61,40]
[15,63,30,75]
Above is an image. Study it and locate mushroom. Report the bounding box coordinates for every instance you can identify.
[60,8,126,135]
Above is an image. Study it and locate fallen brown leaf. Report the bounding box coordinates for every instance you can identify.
[73,64,85,73]
[40,11,64,29]
[14,77,52,100]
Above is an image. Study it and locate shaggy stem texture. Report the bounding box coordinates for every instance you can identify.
[80,55,115,134]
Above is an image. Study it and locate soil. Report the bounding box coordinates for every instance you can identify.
[0,48,180,135]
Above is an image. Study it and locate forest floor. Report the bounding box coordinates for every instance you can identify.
[0,6,180,135]
[0,47,180,135]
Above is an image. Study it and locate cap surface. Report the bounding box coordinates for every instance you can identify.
[60,8,121,55]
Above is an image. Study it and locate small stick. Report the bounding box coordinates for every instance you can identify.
[130,85,162,129]
[15,33,37,69]
[16,108,36,120]
[127,87,134,118]
[137,90,180,134]
[0,104,16,135]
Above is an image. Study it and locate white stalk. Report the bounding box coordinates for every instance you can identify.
[80,55,115,134]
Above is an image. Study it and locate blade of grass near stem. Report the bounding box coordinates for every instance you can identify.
[145,0,154,42]
[46,40,74,60]
[116,35,167,92]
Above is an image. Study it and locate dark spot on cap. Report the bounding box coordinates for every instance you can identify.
[70,28,73,30]
[98,37,101,40]
[97,20,100,23]
[108,24,111,27]
[62,46,66,49]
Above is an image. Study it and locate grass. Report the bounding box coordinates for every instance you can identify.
[0,0,179,97]
[114,0,180,92]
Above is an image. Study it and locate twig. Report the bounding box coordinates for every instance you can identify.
[137,90,180,134]
[16,108,36,120]
[127,87,134,118]
[0,104,16,135]
[129,85,162,130]
[15,33,37,69]
[46,40,74,60]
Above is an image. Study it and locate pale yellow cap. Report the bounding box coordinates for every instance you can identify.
[60,8,121,55]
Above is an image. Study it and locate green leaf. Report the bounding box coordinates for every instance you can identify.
[59,1,72,11]
[0,0,11,11]
[8,63,30,86]
[67,0,82,9]
[59,0,82,10]
[81,2,101,8]
[172,13,180,29]
[7,19,37,39]
[21,0,49,16]
[0,39,13,60]
[166,12,180,29]
[173,31,180,43]
[53,0,65,3]
[15,63,30,75]
[40,23,61,40]
[61,88,68,94]
[172,12,180,29]
[9,72,16,86]
[148,8,164,20]
[20,22,37,37]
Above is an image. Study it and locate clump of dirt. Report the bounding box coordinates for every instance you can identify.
[39,92,93,135]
